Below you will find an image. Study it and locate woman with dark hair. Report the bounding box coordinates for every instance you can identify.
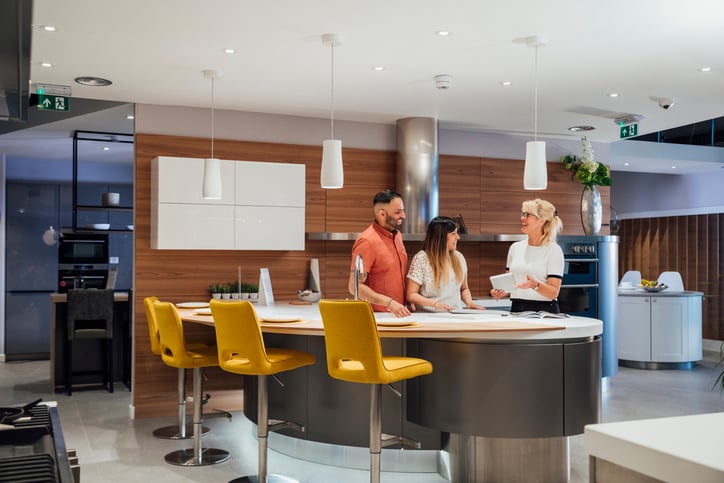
[490,198,564,313]
[406,216,484,312]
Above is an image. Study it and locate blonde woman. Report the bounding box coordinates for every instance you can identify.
[491,199,564,313]
[406,216,484,312]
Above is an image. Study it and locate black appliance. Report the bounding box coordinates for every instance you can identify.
[0,400,76,482]
[558,240,598,319]
[57,233,109,293]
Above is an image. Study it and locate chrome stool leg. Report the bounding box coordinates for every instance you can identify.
[153,368,210,439]
[230,375,300,483]
[164,367,229,466]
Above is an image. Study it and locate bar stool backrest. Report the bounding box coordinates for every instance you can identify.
[210,300,272,375]
[143,296,161,355]
[318,299,388,384]
[67,288,114,340]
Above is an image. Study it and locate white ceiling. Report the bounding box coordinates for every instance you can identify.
[4,0,724,174]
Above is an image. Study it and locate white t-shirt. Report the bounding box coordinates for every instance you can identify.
[407,250,468,311]
[506,239,564,301]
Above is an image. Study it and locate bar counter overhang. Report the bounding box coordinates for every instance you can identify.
[182,304,602,482]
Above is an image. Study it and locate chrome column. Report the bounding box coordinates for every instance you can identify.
[396,117,438,234]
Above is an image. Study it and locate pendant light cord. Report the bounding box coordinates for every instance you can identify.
[533,44,539,143]
[330,42,335,139]
[211,76,215,159]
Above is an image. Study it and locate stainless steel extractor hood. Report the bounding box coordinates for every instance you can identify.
[396,117,439,234]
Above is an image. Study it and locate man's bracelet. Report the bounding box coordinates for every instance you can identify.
[386,297,394,308]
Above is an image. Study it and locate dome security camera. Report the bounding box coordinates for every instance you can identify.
[658,98,675,110]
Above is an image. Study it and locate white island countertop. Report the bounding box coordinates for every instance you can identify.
[585,412,724,483]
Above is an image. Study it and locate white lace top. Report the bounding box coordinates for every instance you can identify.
[407,250,468,311]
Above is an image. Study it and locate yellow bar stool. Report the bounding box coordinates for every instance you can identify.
[210,299,315,483]
[143,296,210,440]
[318,300,433,483]
[153,301,230,466]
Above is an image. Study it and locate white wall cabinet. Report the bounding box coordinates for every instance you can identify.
[617,292,703,367]
[151,156,305,250]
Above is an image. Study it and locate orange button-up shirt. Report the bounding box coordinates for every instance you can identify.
[351,222,408,312]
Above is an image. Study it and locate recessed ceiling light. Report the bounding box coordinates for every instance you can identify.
[103,147,110,151]
[672,165,677,169]
[624,162,630,166]
[74,76,112,87]
[500,81,512,86]
[224,48,235,54]
[607,92,619,98]
[40,62,53,68]
[40,25,56,32]
[372,65,384,71]
[699,66,712,72]
[568,125,596,132]
[126,115,134,120]
[435,30,451,37]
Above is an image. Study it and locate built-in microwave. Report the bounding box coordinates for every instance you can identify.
[58,233,109,265]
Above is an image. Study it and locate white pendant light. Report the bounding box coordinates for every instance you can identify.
[321,33,343,189]
[522,35,547,190]
[202,69,222,199]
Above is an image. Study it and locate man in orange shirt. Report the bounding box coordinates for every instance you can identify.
[348,190,412,317]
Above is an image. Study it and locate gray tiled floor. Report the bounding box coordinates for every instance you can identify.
[2,349,723,483]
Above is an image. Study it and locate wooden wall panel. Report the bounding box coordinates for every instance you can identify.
[619,215,724,341]
[133,134,618,418]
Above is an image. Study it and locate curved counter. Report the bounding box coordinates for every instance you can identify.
[181,303,602,482]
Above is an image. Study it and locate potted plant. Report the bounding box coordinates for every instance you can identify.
[228,281,241,299]
[208,284,223,300]
[239,282,251,299]
[248,283,259,302]
[561,137,612,235]
[220,283,233,300]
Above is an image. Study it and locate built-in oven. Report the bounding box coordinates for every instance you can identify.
[558,241,598,319]
[57,233,109,292]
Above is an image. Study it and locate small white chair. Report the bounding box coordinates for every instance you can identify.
[620,270,641,286]
[657,271,684,291]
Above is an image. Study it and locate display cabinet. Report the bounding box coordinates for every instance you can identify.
[72,130,134,233]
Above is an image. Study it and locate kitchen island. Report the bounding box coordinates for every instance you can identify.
[585,412,724,482]
[181,301,602,482]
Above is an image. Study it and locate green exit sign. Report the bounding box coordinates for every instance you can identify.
[620,123,638,139]
[37,94,69,112]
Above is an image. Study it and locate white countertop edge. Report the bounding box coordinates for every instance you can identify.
[584,412,724,483]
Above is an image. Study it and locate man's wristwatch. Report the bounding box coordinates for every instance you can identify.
[533,282,540,291]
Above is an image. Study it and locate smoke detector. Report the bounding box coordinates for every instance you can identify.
[434,74,452,90]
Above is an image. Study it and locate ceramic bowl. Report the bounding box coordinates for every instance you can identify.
[297,290,321,303]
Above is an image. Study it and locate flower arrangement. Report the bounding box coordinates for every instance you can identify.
[561,137,612,189]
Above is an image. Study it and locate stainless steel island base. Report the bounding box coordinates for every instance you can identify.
[443,434,569,483]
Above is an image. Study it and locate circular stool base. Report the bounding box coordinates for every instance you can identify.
[153,424,210,440]
[164,447,230,466]
[230,475,299,483]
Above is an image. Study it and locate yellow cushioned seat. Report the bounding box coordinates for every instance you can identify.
[153,301,229,466]
[210,299,315,482]
[319,299,432,483]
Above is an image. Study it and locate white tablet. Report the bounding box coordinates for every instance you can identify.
[490,272,516,292]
